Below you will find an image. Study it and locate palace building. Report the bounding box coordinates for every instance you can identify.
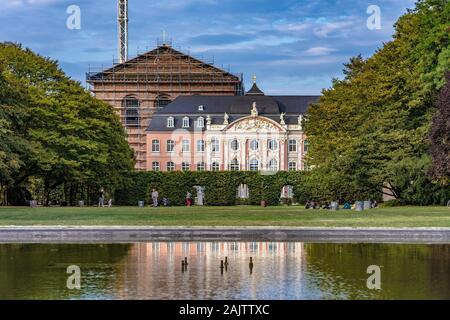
[146,78,320,172]
[87,43,243,170]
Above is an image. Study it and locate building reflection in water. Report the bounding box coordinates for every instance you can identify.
[117,242,307,300]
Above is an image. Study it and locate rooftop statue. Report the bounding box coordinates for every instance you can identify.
[224,112,229,125]
[280,112,286,125]
[251,102,258,117]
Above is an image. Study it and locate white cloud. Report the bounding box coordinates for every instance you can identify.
[304,46,336,56]
[0,0,57,9]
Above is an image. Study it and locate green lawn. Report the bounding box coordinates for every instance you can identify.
[0,205,448,227]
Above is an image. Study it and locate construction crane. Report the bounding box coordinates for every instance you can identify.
[118,0,128,63]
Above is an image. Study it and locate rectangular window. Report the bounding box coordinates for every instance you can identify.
[166,162,175,171]
[211,162,220,171]
[197,162,205,171]
[182,140,190,153]
[182,162,190,171]
[182,118,189,128]
[211,139,220,153]
[288,162,297,171]
[197,140,205,152]
[167,140,175,153]
[289,140,297,152]
[152,161,160,171]
[152,140,160,153]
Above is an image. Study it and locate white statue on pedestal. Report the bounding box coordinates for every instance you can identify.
[224,112,229,125]
[280,112,286,125]
[206,115,212,125]
[298,114,304,130]
[251,102,258,117]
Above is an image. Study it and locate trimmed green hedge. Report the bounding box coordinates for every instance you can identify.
[114,171,310,206]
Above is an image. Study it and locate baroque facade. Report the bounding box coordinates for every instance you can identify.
[146,80,320,172]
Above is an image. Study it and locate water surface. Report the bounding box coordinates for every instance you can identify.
[0,242,448,299]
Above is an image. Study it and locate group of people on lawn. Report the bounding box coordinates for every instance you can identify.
[305,200,378,210]
[98,187,378,209]
[151,189,193,207]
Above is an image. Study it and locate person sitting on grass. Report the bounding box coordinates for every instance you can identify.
[162,197,169,207]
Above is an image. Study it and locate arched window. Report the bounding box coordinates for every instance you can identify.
[182,117,190,128]
[122,96,140,128]
[268,139,278,151]
[211,162,220,171]
[197,117,205,128]
[167,117,174,128]
[249,159,259,171]
[304,140,310,153]
[152,161,160,171]
[288,140,297,152]
[268,159,278,171]
[155,94,171,110]
[166,140,175,153]
[151,139,160,153]
[230,139,239,151]
[229,158,240,171]
[197,162,205,171]
[211,138,220,153]
[250,139,259,151]
[166,161,175,171]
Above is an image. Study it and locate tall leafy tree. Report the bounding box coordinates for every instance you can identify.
[0,43,135,205]
[305,0,449,204]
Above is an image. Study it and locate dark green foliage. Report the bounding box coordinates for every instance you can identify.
[305,0,449,205]
[0,43,135,205]
[115,171,310,206]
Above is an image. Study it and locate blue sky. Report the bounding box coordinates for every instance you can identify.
[0,0,417,94]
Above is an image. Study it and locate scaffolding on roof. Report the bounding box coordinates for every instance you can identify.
[86,44,244,170]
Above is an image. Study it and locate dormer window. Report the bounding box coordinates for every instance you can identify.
[198,105,204,111]
[197,117,204,128]
[167,117,174,128]
[182,117,190,128]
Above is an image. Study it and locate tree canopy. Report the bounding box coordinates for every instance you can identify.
[305,0,449,204]
[0,43,135,205]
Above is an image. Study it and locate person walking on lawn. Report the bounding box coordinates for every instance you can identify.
[151,189,159,207]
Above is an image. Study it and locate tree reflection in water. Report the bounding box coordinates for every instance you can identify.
[0,242,448,300]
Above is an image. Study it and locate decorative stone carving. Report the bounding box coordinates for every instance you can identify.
[206,115,212,125]
[232,117,280,132]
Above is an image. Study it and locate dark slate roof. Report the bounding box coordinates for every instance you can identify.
[146,94,320,132]
[246,83,265,95]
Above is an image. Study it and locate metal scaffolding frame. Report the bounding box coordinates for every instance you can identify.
[86,44,244,170]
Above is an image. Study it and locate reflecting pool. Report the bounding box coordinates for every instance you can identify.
[0,242,448,300]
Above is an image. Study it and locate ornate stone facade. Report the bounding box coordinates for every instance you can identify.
[145,82,319,172]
